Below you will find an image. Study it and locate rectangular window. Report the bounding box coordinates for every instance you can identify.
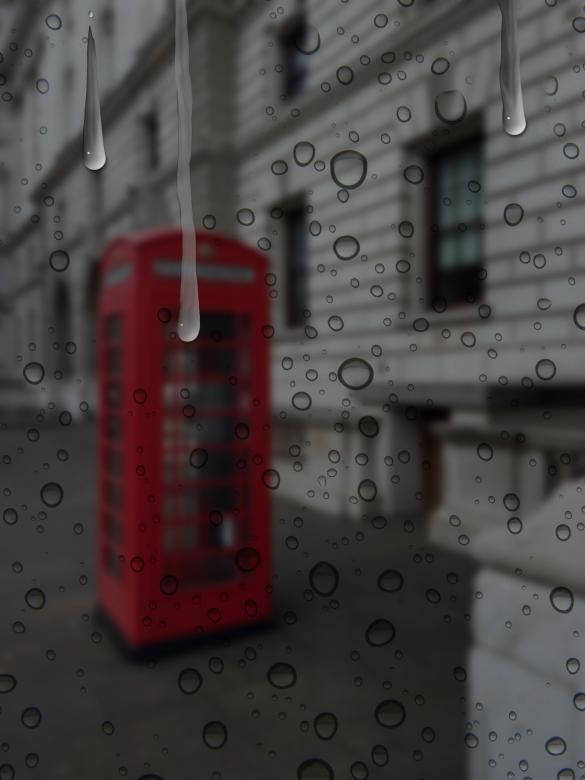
[429,135,484,305]
[142,111,160,170]
[279,19,309,99]
[282,200,308,328]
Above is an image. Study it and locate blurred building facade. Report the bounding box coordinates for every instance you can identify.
[0,0,583,531]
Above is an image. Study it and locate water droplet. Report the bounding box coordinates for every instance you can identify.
[358,479,377,502]
[236,208,255,226]
[293,141,316,167]
[36,78,49,94]
[25,588,45,610]
[358,416,379,437]
[235,547,261,572]
[23,361,44,385]
[337,357,374,390]
[0,674,17,693]
[45,14,62,30]
[174,1,200,341]
[550,586,574,613]
[297,759,334,780]
[292,391,312,411]
[267,662,297,689]
[336,65,354,85]
[294,25,321,55]
[330,150,367,189]
[327,315,344,332]
[189,448,208,469]
[434,90,467,124]
[507,516,522,534]
[431,56,450,75]
[573,304,585,329]
[333,235,360,260]
[465,732,479,748]
[308,561,342,602]
[378,569,404,592]
[573,692,585,711]
[314,712,337,740]
[365,618,395,646]
[543,75,558,96]
[504,202,524,225]
[133,388,147,404]
[262,468,280,489]
[535,358,556,381]
[375,699,406,728]
[178,667,202,694]
[3,508,18,525]
[545,736,567,756]
[503,492,520,511]
[202,720,227,749]
[404,164,424,184]
[567,657,580,674]
[373,13,388,28]
[40,482,63,508]
[160,575,178,595]
[413,317,429,332]
[21,707,41,729]
[497,0,526,135]
[271,159,288,175]
[477,443,493,461]
[83,28,106,170]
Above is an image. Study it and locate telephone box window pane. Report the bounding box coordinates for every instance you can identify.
[105,313,122,341]
[106,382,121,408]
[198,348,236,373]
[106,449,122,473]
[106,415,122,440]
[199,313,237,341]
[192,384,237,409]
[107,348,121,373]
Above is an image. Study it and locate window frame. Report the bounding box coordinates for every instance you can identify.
[425,119,485,309]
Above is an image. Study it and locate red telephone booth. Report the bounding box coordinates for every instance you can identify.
[97,229,272,649]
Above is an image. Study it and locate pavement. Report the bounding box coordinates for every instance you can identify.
[0,419,476,780]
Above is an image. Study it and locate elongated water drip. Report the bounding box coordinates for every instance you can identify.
[174,0,200,342]
[497,0,526,136]
[83,27,106,170]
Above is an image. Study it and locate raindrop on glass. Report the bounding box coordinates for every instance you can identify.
[267,662,297,689]
[333,235,360,260]
[309,561,339,596]
[83,28,106,170]
[550,586,574,613]
[40,482,63,507]
[337,357,374,390]
[434,90,467,124]
[504,202,524,225]
[535,358,556,381]
[375,699,406,728]
[177,667,202,695]
[330,150,367,189]
[202,720,228,750]
[23,362,44,385]
[45,14,62,30]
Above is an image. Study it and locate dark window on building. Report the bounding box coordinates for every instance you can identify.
[282,201,308,328]
[429,135,484,305]
[142,111,160,170]
[279,19,309,99]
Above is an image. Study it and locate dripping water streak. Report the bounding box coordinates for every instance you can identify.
[174,0,200,342]
[83,27,106,170]
[497,0,526,136]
